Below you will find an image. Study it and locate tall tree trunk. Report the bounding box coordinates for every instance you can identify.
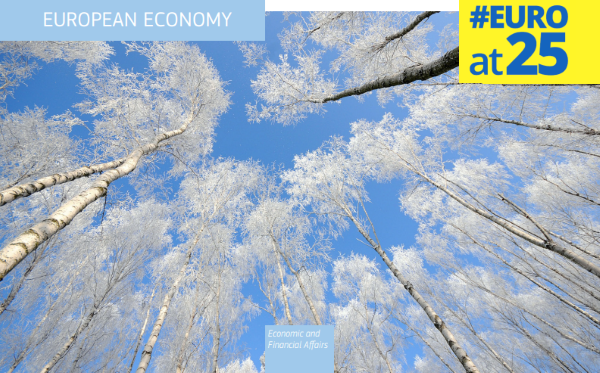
[135,250,192,373]
[210,265,223,373]
[69,327,91,372]
[273,236,322,325]
[423,172,600,279]
[272,241,293,325]
[175,310,198,373]
[176,277,211,373]
[0,157,126,207]
[126,286,158,373]
[0,114,196,281]
[344,207,480,373]
[40,302,100,373]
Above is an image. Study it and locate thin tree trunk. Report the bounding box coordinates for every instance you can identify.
[0,115,195,281]
[40,302,100,373]
[135,250,193,373]
[363,309,394,373]
[273,236,322,325]
[126,286,158,373]
[69,327,91,372]
[368,132,600,278]
[272,241,293,325]
[456,227,600,327]
[0,157,126,207]
[0,240,48,316]
[439,301,515,373]
[371,11,440,53]
[211,266,223,373]
[176,277,212,373]
[318,47,458,103]
[344,207,480,373]
[383,136,600,279]
[405,323,460,373]
[175,310,198,373]
[448,263,600,355]
[429,173,600,278]
[7,256,88,373]
[465,114,600,136]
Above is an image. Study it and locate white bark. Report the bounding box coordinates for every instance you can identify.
[273,237,322,325]
[425,172,600,279]
[175,309,199,373]
[135,251,192,373]
[0,115,194,281]
[127,286,158,373]
[272,241,293,325]
[135,224,208,373]
[211,270,222,373]
[345,209,480,373]
[0,157,126,207]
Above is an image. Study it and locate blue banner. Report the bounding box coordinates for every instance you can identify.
[265,325,334,373]
[0,0,265,41]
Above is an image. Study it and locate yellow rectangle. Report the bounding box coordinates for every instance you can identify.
[459,0,600,83]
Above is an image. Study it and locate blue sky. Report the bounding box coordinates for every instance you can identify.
[6,12,460,370]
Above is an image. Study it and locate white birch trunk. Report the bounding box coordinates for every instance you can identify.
[0,116,194,281]
[175,311,197,373]
[175,277,211,373]
[211,272,222,373]
[344,210,480,373]
[419,172,600,279]
[273,237,322,325]
[127,286,158,373]
[0,157,126,207]
[135,223,209,373]
[272,241,293,325]
[135,252,192,373]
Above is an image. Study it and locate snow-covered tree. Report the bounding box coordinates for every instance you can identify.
[244,11,458,125]
[0,41,230,281]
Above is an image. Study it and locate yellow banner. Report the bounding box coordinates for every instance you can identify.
[459,0,600,83]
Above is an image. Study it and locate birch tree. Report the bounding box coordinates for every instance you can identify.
[0,42,230,281]
[135,160,260,373]
[0,199,171,372]
[331,254,405,373]
[244,11,457,125]
[345,89,600,371]
[282,138,481,373]
[244,179,329,326]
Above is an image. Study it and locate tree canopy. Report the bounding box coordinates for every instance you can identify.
[1,11,599,373]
